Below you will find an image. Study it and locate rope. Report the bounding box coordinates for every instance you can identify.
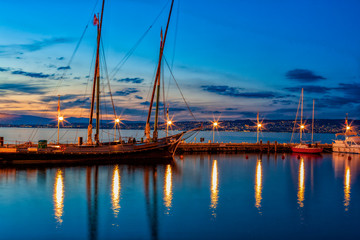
[163,55,198,122]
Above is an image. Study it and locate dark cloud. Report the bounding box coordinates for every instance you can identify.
[0,67,9,72]
[0,38,72,56]
[57,66,71,70]
[0,83,47,94]
[201,85,276,98]
[285,69,326,82]
[114,88,139,96]
[284,86,331,94]
[73,77,81,80]
[116,77,144,84]
[336,83,360,96]
[11,70,52,79]
[317,96,360,108]
[134,95,143,100]
[225,108,237,110]
[61,98,90,109]
[41,94,80,102]
[272,99,294,105]
[57,57,65,60]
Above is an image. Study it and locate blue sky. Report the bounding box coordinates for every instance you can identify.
[1,0,360,122]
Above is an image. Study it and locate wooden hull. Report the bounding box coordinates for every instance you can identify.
[0,135,183,166]
[291,146,323,154]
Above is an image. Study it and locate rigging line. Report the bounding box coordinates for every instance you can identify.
[162,59,166,124]
[166,0,180,101]
[290,93,302,143]
[109,0,171,79]
[100,37,118,120]
[163,55,198,122]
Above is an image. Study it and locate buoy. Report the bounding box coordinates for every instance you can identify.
[282,154,285,160]
[180,155,184,159]
[297,155,300,159]
[245,155,248,159]
[348,156,351,160]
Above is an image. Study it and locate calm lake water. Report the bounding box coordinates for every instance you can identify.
[0,152,359,239]
[0,129,357,239]
[0,127,336,144]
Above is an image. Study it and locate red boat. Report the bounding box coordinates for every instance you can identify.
[291,144,323,154]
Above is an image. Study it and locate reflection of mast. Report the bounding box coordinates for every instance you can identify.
[87,166,99,240]
[112,165,121,217]
[344,165,351,211]
[255,159,262,212]
[53,169,64,225]
[298,158,305,208]
[210,160,219,217]
[163,164,172,214]
[144,167,159,240]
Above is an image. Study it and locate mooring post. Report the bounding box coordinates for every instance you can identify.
[260,140,263,152]
[267,141,270,153]
[275,141,277,152]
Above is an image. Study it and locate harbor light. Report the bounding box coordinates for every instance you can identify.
[167,120,172,125]
[213,122,218,127]
[257,123,262,128]
[300,125,305,129]
[346,126,351,130]
[58,116,64,121]
[115,118,120,123]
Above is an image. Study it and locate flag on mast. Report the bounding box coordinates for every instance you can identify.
[93,14,99,26]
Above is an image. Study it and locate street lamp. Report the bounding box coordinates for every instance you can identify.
[166,120,173,137]
[57,115,64,144]
[114,118,121,142]
[212,121,219,143]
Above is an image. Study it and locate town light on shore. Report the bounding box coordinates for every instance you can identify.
[346,126,351,130]
[258,123,262,128]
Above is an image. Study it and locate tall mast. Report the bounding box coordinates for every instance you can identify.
[145,0,175,142]
[311,99,314,145]
[300,88,304,142]
[87,0,105,145]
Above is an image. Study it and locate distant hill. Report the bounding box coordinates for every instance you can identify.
[0,113,52,125]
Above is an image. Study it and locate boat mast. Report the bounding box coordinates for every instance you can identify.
[145,0,175,142]
[311,99,314,145]
[300,88,303,142]
[87,0,105,145]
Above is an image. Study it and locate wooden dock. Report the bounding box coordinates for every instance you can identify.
[177,142,333,153]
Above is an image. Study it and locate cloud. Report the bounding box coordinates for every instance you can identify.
[0,67,9,72]
[201,85,276,98]
[285,69,326,82]
[41,94,81,102]
[0,38,72,56]
[115,77,144,84]
[57,57,65,60]
[134,95,143,100]
[57,66,71,70]
[284,86,331,94]
[61,98,90,109]
[11,70,52,79]
[336,83,360,96]
[0,83,47,94]
[114,88,139,96]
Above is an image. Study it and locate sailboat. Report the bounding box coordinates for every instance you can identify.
[0,0,199,164]
[290,89,323,154]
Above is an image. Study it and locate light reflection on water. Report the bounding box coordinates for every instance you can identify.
[111,165,121,217]
[210,160,219,217]
[0,153,359,239]
[255,159,262,212]
[53,169,64,225]
[298,158,305,208]
[163,164,172,214]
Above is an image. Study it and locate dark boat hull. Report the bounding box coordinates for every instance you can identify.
[291,146,323,154]
[0,136,182,166]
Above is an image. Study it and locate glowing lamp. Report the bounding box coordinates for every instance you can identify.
[258,123,262,128]
[167,120,172,125]
[300,125,305,129]
[58,116,64,121]
[115,118,120,123]
[346,126,351,130]
[213,122,218,127]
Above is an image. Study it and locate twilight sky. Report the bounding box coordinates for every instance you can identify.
[1,0,360,122]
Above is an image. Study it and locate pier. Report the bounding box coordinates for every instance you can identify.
[177,142,333,153]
